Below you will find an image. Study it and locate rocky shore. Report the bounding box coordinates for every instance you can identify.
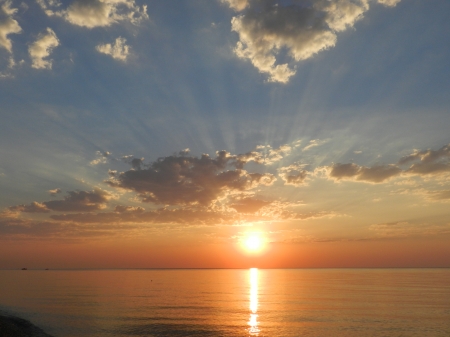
[0,315,53,337]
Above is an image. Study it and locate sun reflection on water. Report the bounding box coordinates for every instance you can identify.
[248,268,260,335]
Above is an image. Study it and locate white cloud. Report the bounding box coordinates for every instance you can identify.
[0,0,22,52]
[377,0,401,7]
[48,188,62,196]
[28,28,59,69]
[226,0,401,83]
[96,37,129,61]
[37,0,148,29]
[90,151,112,165]
[221,0,249,12]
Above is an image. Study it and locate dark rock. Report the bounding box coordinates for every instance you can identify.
[0,315,53,337]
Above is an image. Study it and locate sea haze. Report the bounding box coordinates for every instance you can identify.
[0,269,449,336]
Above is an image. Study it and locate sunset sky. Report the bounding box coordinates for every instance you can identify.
[1,0,450,269]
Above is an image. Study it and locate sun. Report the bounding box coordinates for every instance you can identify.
[245,234,263,252]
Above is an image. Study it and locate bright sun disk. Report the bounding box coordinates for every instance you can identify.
[245,235,262,251]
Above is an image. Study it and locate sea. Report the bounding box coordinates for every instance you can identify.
[0,269,449,337]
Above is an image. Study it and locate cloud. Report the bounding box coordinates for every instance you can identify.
[50,207,234,226]
[319,143,450,185]
[28,28,59,69]
[48,188,62,196]
[0,0,22,52]
[403,189,450,203]
[377,0,401,7]
[236,140,300,166]
[278,163,308,186]
[96,37,129,61]
[43,188,112,211]
[229,197,270,214]
[107,151,276,206]
[370,221,450,238]
[7,202,50,214]
[303,139,329,151]
[37,0,148,28]
[8,189,113,214]
[221,0,249,11]
[225,0,401,83]
[426,190,450,202]
[326,162,402,183]
[0,216,145,239]
[399,144,450,176]
[286,210,341,220]
[90,151,112,165]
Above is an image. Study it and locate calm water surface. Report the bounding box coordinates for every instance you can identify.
[0,269,449,336]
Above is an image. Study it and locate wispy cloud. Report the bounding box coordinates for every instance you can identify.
[370,221,450,238]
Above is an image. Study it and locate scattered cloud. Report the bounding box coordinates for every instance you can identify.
[285,210,342,221]
[28,27,59,69]
[90,151,112,165]
[37,0,148,28]
[43,188,113,212]
[7,202,50,215]
[325,163,402,183]
[221,0,249,11]
[370,221,450,238]
[107,151,276,206]
[48,188,62,196]
[3,142,450,241]
[50,207,234,226]
[225,0,402,83]
[377,0,401,7]
[236,140,301,166]
[399,188,450,203]
[399,144,450,176]
[229,197,270,214]
[0,216,145,239]
[0,0,21,52]
[96,37,129,61]
[8,189,113,214]
[318,143,450,184]
[303,139,329,151]
[278,163,308,186]
[426,190,450,202]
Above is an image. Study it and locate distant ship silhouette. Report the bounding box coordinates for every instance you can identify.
[21,268,27,270]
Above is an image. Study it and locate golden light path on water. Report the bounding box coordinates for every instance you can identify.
[248,268,260,335]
